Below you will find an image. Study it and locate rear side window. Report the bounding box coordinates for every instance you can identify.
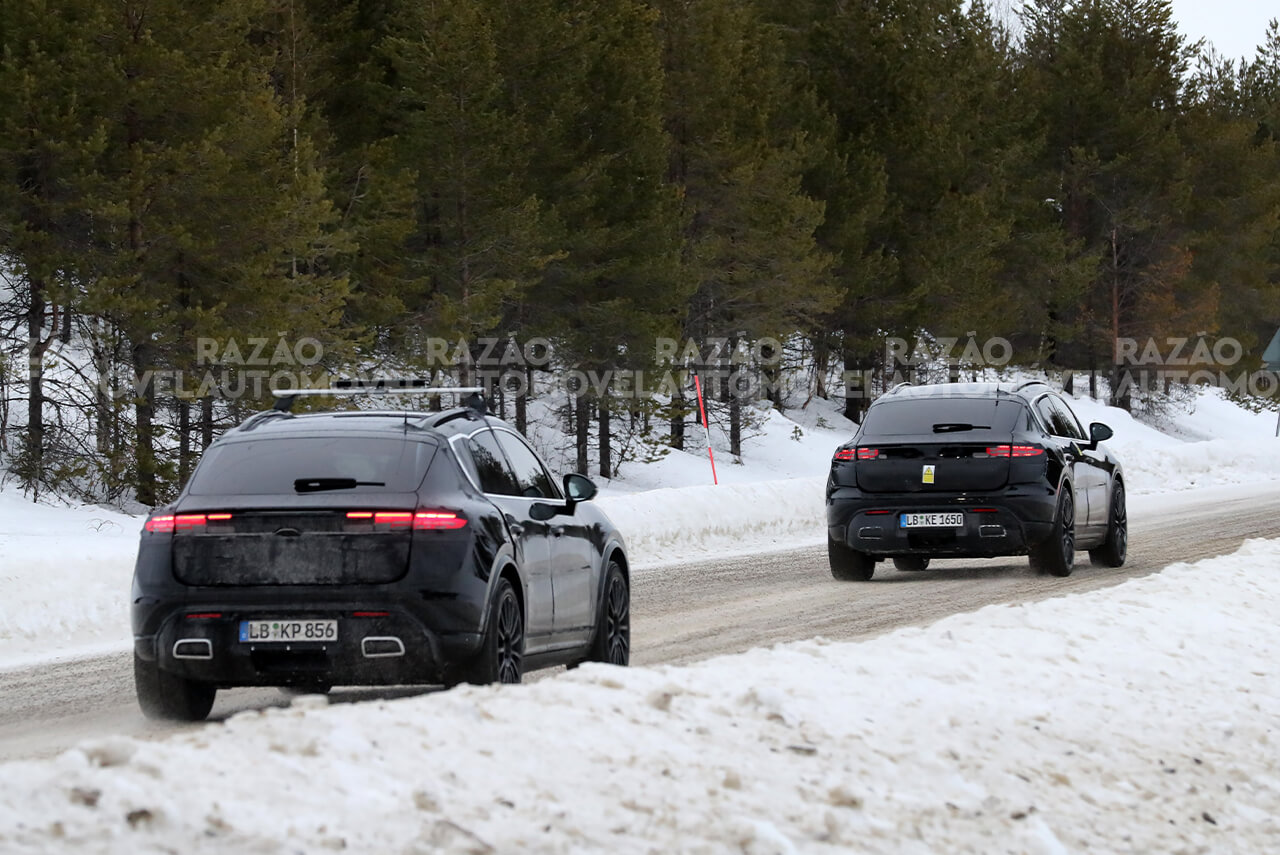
[494,430,557,499]
[466,431,521,496]
[860,398,1023,436]
[188,437,436,495]
[1035,395,1086,440]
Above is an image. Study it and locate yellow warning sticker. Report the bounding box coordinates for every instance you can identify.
[922,465,936,484]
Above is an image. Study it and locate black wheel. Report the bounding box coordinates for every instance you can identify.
[585,561,630,666]
[458,576,524,685]
[1031,489,1075,577]
[1089,481,1128,568]
[892,556,930,572]
[134,653,216,722]
[828,536,875,581]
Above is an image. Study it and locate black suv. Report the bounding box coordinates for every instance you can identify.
[827,381,1125,580]
[131,386,631,720]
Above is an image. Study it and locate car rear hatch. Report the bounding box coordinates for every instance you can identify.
[171,434,437,586]
[849,398,1023,494]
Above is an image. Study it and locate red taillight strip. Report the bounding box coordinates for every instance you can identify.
[145,514,175,533]
[352,611,389,618]
[970,508,998,513]
[186,612,222,620]
[345,510,466,530]
[856,448,880,460]
[207,513,233,521]
[866,509,894,515]
[833,449,855,462]
[986,445,1044,458]
[174,514,208,530]
[413,511,466,530]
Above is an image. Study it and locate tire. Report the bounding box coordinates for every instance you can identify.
[828,536,875,581]
[457,576,524,685]
[892,556,930,572]
[134,652,217,722]
[585,560,630,666]
[1030,489,1075,577]
[1089,482,1128,568]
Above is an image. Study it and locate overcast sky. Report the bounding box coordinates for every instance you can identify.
[1169,0,1275,62]
[986,2,1275,64]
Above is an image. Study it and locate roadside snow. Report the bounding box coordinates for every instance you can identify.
[1,539,1276,853]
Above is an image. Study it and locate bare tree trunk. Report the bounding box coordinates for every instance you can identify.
[200,395,214,449]
[669,386,685,450]
[178,400,192,486]
[133,342,158,507]
[599,397,612,479]
[26,276,48,489]
[575,393,590,475]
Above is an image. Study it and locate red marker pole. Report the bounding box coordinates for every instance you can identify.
[693,373,718,485]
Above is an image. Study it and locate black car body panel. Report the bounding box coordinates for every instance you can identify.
[826,382,1123,561]
[131,405,629,696]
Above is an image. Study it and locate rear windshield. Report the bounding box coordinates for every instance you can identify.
[187,436,436,495]
[860,398,1024,437]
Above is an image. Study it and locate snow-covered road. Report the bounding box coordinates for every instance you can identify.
[4,480,1279,770]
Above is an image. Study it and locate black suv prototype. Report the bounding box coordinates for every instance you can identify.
[827,381,1125,580]
[131,385,631,721]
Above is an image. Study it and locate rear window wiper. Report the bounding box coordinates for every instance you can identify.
[932,423,990,433]
[294,477,386,493]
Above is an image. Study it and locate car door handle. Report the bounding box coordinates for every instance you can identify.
[551,526,565,537]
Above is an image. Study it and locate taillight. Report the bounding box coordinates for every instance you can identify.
[856,448,880,460]
[986,445,1044,458]
[413,511,466,530]
[145,514,175,533]
[833,448,855,462]
[346,510,466,531]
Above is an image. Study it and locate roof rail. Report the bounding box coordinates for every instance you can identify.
[270,379,484,413]
[886,382,914,395]
[237,409,293,432]
[1013,379,1051,393]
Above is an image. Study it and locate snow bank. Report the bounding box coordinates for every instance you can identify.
[1,539,1277,853]
[599,477,825,565]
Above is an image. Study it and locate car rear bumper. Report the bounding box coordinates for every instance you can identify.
[134,599,482,687]
[826,486,1057,558]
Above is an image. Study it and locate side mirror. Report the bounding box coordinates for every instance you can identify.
[563,473,598,507]
[1087,422,1113,449]
[529,502,556,522]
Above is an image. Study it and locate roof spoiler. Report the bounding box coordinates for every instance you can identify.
[271,379,486,414]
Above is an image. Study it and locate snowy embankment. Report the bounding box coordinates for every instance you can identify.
[4,388,1280,667]
[1,540,1277,853]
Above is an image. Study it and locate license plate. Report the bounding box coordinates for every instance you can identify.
[239,619,338,643]
[899,512,965,528]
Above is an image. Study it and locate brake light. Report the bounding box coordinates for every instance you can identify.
[352,610,389,618]
[986,445,1044,458]
[413,511,466,530]
[145,514,175,533]
[345,510,466,531]
[833,448,855,461]
[856,448,880,460]
[186,612,222,620]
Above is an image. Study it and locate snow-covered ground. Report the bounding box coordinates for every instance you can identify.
[1,538,1277,853]
[4,386,1280,667]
